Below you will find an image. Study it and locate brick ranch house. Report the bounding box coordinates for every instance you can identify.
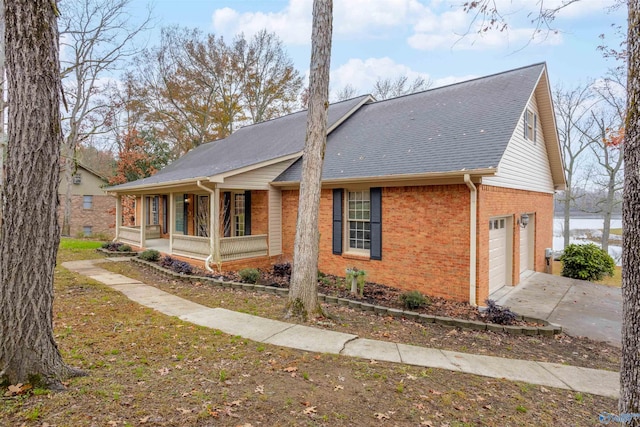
[107,63,565,305]
[59,163,115,238]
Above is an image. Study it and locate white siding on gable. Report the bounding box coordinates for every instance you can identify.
[482,96,555,193]
[220,159,297,190]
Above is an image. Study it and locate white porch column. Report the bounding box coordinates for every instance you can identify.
[213,187,220,266]
[140,196,146,248]
[169,192,174,253]
[115,194,122,241]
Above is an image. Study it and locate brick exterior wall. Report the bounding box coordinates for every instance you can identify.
[283,185,473,301]
[281,184,554,304]
[475,185,554,303]
[126,184,553,304]
[58,194,115,238]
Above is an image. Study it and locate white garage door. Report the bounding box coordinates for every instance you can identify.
[519,213,534,274]
[489,218,508,294]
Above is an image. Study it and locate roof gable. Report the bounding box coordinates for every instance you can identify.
[276,63,549,183]
[108,95,372,191]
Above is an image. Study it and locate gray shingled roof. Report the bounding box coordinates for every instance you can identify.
[108,95,370,190]
[275,63,545,182]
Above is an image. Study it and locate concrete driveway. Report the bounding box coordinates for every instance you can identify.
[495,272,622,348]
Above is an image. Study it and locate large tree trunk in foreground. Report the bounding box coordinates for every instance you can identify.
[285,0,332,320]
[620,0,640,420]
[0,0,81,387]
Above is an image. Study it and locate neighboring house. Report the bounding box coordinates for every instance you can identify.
[107,63,565,305]
[59,164,115,238]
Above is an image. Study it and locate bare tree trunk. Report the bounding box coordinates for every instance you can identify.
[0,0,5,231]
[0,0,83,387]
[61,147,75,236]
[563,187,571,248]
[602,175,616,254]
[285,0,332,321]
[620,0,640,420]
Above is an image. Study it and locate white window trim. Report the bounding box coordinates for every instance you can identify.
[223,191,246,238]
[343,188,371,256]
[524,108,537,142]
[82,195,93,209]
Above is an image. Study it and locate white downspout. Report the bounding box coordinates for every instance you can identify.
[196,180,215,272]
[464,174,477,306]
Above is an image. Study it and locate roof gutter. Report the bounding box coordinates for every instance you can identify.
[271,167,497,187]
[196,180,216,273]
[464,174,477,306]
[106,176,210,194]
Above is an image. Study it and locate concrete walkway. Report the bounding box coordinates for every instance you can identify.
[496,272,622,348]
[62,259,620,400]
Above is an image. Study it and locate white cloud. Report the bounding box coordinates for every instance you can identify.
[408,2,567,51]
[334,0,427,36]
[210,0,612,53]
[330,57,431,97]
[432,74,477,88]
[211,0,312,44]
[211,0,429,44]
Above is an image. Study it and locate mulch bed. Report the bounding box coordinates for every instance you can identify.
[161,261,530,326]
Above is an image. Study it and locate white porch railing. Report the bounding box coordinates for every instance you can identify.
[146,224,161,239]
[172,235,210,260]
[220,234,268,262]
[119,226,141,246]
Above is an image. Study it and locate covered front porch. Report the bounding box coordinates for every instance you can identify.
[112,182,281,270]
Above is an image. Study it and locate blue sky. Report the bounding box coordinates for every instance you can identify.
[136,0,626,97]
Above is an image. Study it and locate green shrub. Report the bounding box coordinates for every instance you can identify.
[239,268,260,284]
[117,244,132,252]
[139,249,160,262]
[560,243,615,281]
[400,290,430,310]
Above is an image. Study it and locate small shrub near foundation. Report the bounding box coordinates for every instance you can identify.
[139,249,160,262]
[400,291,430,310]
[101,242,124,252]
[273,263,291,277]
[159,255,193,275]
[484,299,518,325]
[239,268,260,284]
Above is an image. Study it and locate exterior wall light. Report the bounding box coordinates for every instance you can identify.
[519,213,530,228]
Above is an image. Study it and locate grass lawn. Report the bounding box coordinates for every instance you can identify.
[0,240,617,426]
[57,237,104,263]
[609,228,622,235]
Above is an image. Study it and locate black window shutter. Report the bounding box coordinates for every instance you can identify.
[332,189,343,255]
[162,195,168,234]
[244,191,252,235]
[370,187,382,260]
[223,192,231,237]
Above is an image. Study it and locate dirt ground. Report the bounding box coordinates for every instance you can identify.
[0,248,621,426]
[101,261,621,372]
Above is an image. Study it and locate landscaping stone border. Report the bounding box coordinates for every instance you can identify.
[97,248,139,257]
[129,257,562,336]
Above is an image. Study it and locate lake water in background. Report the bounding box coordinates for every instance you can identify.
[553,216,622,265]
